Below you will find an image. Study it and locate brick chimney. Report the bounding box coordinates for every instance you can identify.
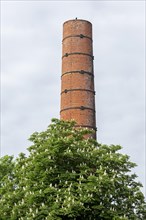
[60,19,96,139]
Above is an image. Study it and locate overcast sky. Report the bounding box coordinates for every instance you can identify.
[1,1,145,195]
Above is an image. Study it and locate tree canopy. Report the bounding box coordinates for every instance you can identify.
[0,119,145,220]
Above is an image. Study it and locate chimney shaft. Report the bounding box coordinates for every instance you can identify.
[60,19,96,138]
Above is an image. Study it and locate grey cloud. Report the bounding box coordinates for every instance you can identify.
[1,1,145,193]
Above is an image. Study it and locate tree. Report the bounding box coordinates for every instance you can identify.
[0,118,145,220]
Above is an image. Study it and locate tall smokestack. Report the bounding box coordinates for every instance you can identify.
[60,19,96,139]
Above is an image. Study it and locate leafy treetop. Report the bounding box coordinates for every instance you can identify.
[0,119,145,220]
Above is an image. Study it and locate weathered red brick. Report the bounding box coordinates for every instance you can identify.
[60,19,96,139]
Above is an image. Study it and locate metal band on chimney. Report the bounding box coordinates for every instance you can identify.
[62,34,92,42]
[61,70,94,77]
[61,88,96,95]
[74,124,97,131]
[62,52,94,60]
[60,106,96,113]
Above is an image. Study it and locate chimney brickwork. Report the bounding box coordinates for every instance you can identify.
[60,19,96,138]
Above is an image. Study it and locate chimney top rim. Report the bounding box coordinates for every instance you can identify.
[63,19,92,26]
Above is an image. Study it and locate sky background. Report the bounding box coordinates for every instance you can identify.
[1,1,145,195]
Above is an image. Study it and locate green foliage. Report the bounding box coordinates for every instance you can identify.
[0,119,146,220]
